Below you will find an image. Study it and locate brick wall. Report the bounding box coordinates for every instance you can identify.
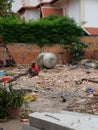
[81,36,98,60]
[0,36,98,65]
[1,43,69,65]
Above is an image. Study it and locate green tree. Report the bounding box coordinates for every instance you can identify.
[36,15,87,61]
[0,0,13,15]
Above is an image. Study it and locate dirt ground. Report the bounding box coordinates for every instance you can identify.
[0,62,98,130]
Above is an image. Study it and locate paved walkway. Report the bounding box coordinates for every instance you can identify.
[0,119,23,130]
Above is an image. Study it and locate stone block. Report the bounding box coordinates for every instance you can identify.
[29,112,73,130]
[29,111,98,130]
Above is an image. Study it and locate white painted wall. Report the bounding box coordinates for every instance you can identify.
[21,0,30,6]
[29,0,39,6]
[12,0,98,28]
[25,9,40,21]
[85,0,98,27]
[12,0,22,12]
[12,0,40,12]
[42,0,53,2]
[68,0,80,24]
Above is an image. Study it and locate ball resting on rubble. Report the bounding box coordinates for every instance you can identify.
[37,52,57,69]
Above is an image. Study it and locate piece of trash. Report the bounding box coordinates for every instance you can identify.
[20,119,29,122]
[75,81,82,85]
[2,76,12,82]
[85,88,94,93]
[61,96,66,102]
[24,93,37,101]
[0,70,5,76]
[88,94,93,98]
[86,70,91,74]
[93,91,98,96]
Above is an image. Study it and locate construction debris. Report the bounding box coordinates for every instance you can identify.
[0,63,98,115]
[82,78,98,83]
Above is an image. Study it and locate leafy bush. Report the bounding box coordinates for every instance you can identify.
[0,14,84,43]
[0,87,9,118]
[0,14,86,61]
[7,89,25,109]
[0,14,20,24]
[63,41,88,61]
[0,87,24,119]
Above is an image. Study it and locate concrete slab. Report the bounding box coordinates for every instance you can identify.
[29,111,98,130]
[22,123,42,130]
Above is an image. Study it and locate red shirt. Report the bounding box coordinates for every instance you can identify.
[30,64,39,74]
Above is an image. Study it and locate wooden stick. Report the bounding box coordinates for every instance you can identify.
[82,78,98,83]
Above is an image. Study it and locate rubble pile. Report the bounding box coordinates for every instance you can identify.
[0,64,98,115]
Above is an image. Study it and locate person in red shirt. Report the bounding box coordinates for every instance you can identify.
[28,61,39,76]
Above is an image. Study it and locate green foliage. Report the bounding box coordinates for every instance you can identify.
[0,87,24,119]
[63,41,88,61]
[0,14,86,61]
[0,87,9,118]
[0,0,14,15]
[7,89,25,109]
[0,14,84,43]
[21,101,32,119]
[0,14,20,24]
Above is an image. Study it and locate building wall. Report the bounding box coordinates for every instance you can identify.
[23,0,30,5]
[68,0,80,24]
[1,37,98,65]
[29,0,39,6]
[12,0,22,13]
[25,9,40,21]
[84,0,98,27]
[53,0,68,16]
[12,0,98,28]
[11,0,39,13]
[41,7,63,17]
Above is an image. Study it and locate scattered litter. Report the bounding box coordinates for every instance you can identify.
[20,119,29,122]
[24,93,37,101]
[0,70,5,76]
[2,76,12,82]
[86,70,91,74]
[85,88,94,93]
[1,62,98,114]
[60,96,66,102]
[93,91,98,96]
